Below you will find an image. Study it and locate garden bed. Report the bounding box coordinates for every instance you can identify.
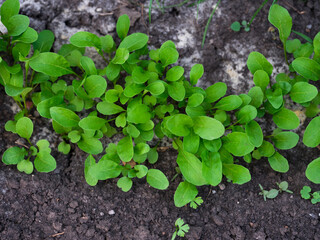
[1,0,320,239]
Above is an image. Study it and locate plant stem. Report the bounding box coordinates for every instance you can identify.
[149,0,153,24]
[202,0,221,48]
[283,42,289,65]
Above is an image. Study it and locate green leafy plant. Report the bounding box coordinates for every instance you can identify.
[172,218,189,240]
[259,181,292,201]
[300,186,320,204]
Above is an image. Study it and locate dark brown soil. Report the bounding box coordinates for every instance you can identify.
[1,0,320,239]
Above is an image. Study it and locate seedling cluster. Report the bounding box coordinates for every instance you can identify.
[300,186,320,204]
[259,181,293,201]
[0,0,320,209]
[172,218,189,240]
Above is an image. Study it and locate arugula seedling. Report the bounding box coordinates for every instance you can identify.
[300,186,320,204]
[259,181,292,201]
[172,218,189,240]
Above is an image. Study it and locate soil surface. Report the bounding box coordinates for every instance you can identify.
[1,0,320,239]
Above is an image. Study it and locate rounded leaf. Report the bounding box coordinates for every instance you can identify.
[146,169,169,190]
[268,152,289,173]
[193,116,225,140]
[174,181,198,207]
[50,107,80,128]
[306,158,320,184]
[303,116,320,147]
[16,117,33,139]
[273,108,299,130]
[290,82,318,103]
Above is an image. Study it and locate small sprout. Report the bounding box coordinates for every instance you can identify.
[277,181,293,194]
[190,196,203,209]
[230,21,241,32]
[300,186,311,199]
[259,181,292,201]
[172,218,189,240]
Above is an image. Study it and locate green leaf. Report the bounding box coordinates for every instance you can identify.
[236,105,257,124]
[34,151,56,173]
[37,95,64,118]
[222,164,251,184]
[116,14,130,40]
[223,132,255,156]
[292,57,320,81]
[148,147,158,164]
[174,181,198,207]
[7,15,29,36]
[84,155,98,186]
[127,103,151,124]
[247,52,273,76]
[2,147,26,165]
[147,81,165,95]
[294,43,314,58]
[119,33,148,51]
[13,27,38,43]
[78,134,103,155]
[33,30,55,52]
[314,32,320,56]
[132,66,150,84]
[117,177,133,192]
[80,56,97,75]
[134,143,150,155]
[101,35,115,53]
[134,165,148,178]
[193,116,225,140]
[268,4,292,43]
[303,116,320,147]
[84,75,107,98]
[17,160,33,174]
[79,116,106,130]
[183,131,200,154]
[205,82,227,103]
[58,142,71,154]
[50,107,80,128]
[248,86,264,108]
[290,82,318,103]
[16,117,33,139]
[88,158,121,180]
[272,131,299,150]
[190,64,204,85]
[166,66,184,82]
[146,169,169,190]
[202,152,222,186]
[245,120,263,147]
[272,108,299,130]
[203,138,222,152]
[258,140,275,157]
[286,39,301,53]
[168,81,185,101]
[159,47,179,67]
[70,31,101,48]
[266,189,279,199]
[214,95,242,111]
[106,62,121,81]
[97,101,125,115]
[253,70,270,91]
[117,136,134,162]
[166,114,193,137]
[188,93,204,107]
[230,21,241,31]
[177,150,207,186]
[306,158,320,184]
[0,0,20,27]
[112,48,129,64]
[29,52,74,77]
[266,88,283,109]
[268,152,289,173]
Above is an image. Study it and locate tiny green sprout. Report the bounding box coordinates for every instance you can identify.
[277,181,293,194]
[190,196,203,209]
[259,181,293,201]
[301,186,320,204]
[230,21,241,32]
[172,218,189,240]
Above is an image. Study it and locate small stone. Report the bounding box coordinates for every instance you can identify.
[96,8,102,12]
[212,215,224,226]
[108,210,115,215]
[85,228,95,238]
[212,190,216,194]
[161,207,168,216]
[219,184,225,190]
[100,212,104,216]
[307,24,312,29]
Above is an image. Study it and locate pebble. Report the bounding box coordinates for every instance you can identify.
[108,210,115,215]
[219,184,226,190]
[212,215,224,226]
[96,8,102,12]
[212,190,216,194]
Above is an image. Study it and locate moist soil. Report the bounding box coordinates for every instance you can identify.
[1,0,320,239]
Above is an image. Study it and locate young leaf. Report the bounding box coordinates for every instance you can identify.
[17,160,33,174]
[253,70,270,91]
[230,21,241,32]
[266,189,279,199]
[97,101,125,115]
[84,155,98,186]
[268,152,289,173]
[303,116,320,147]
[177,151,207,186]
[7,15,29,36]
[119,33,148,52]
[159,47,179,67]
[58,142,71,154]
[79,116,106,130]
[258,140,275,157]
[50,107,80,128]
[247,52,273,76]
[190,64,204,85]
[117,177,133,192]
[306,158,320,184]
[2,147,26,165]
[148,147,158,164]
[84,75,107,98]
[34,151,56,173]
[167,66,184,82]
[193,116,225,140]
[134,165,148,178]
[272,132,299,150]
[70,31,101,48]
[188,93,204,107]
[29,52,74,77]
[16,117,33,139]
[78,135,103,155]
[214,95,242,111]
[183,131,200,154]
[166,114,193,137]
[290,82,318,103]
[201,152,222,186]
[248,86,264,108]
[222,164,251,184]
[112,48,129,64]
[268,4,292,43]
[236,105,257,124]
[147,81,165,95]
[146,169,169,190]
[33,30,55,52]
[203,138,222,152]
[205,82,227,103]
[116,14,130,40]
[88,158,122,180]
[168,81,185,101]
[292,58,320,81]
[0,0,20,27]
[223,132,255,156]
[245,120,263,147]
[13,27,38,44]
[117,136,134,162]
[174,181,198,207]
[272,108,299,130]
[127,103,151,124]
